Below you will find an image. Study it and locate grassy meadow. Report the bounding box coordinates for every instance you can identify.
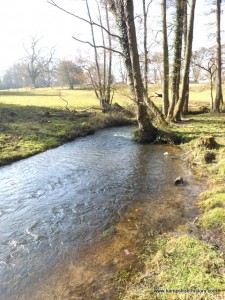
[0,86,133,109]
[0,83,217,110]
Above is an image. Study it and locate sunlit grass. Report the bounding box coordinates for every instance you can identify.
[122,235,225,300]
[0,84,223,110]
[0,86,132,109]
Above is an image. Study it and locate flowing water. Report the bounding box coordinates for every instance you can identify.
[0,126,203,299]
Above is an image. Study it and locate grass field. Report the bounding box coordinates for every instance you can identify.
[0,86,133,109]
[0,83,220,110]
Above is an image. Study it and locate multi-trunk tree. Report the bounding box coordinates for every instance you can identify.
[109,0,158,142]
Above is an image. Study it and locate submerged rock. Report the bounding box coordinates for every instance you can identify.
[174,176,184,185]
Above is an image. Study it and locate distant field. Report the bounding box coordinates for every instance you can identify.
[0,86,132,109]
[0,84,222,109]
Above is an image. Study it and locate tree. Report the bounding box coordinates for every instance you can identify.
[1,63,28,89]
[57,60,85,89]
[167,0,184,121]
[149,52,163,84]
[109,0,158,141]
[214,0,223,112]
[23,36,55,88]
[142,0,153,98]
[191,49,206,83]
[174,0,196,121]
[192,47,218,110]
[48,0,115,108]
[161,0,170,116]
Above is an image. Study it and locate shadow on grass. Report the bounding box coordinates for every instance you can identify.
[0,103,79,123]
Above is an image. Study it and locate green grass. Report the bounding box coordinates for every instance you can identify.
[0,86,132,109]
[0,103,133,165]
[122,236,225,300]
[0,83,223,110]
[198,186,225,232]
[0,86,138,165]
[199,208,225,231]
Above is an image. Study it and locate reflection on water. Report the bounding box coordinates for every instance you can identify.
[0,126,202,299]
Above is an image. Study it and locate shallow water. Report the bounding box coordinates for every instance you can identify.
[0,126,203,299]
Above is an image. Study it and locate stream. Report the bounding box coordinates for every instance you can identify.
[0,126,203,299]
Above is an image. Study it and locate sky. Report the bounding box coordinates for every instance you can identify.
[0,0,221,76]
[0,0,88,74]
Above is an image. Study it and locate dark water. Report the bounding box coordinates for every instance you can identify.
[0,126,202,299]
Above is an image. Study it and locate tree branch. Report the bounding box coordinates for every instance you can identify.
[72,36,125,57]
[47,0,121,41]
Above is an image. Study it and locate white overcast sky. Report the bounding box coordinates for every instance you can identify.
[0,0,221,75]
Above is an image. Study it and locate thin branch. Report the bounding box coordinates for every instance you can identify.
[146,0,154,15]
[72,36,125,57]
[47,0,121,40]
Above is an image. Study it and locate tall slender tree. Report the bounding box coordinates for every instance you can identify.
[161,0,169,116]
[167,0,184,121]
[174,0,196,121]
[214,0,223,112]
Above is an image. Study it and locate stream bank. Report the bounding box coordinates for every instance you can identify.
[120,113,225,300]
[0,103,135,166]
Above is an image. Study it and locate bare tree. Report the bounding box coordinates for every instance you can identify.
[142,0,153,98]
[167,0,184,121]
[192,48,217,110]
[191,49,206,83]
[48,0,115,109]
[23,36,55,88]
[161,0,169,116]
[174,0,196,121]
[214,0,223,112]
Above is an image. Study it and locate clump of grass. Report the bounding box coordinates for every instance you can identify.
[199,208,225,231]
[198,186,225,231]
[200,194,225,210]
[198,186,225,201]
[122,235,225,300]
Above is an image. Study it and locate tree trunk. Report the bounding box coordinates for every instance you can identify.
[105,0,113,103]
[174,0,196,121]
[124,0,158,141]
[97,0,106,100]
[85,0,103,100]
[162,0,169,116]
[182,1,189,115]
[109,0,135,97]
[143,0,149,98]
[167,0,184,121]
[214,0,223,112]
